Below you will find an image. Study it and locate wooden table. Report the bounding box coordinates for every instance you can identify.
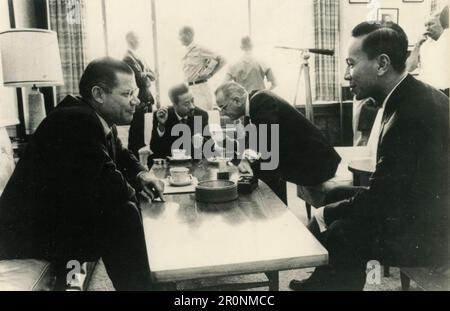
[140,160,328,290]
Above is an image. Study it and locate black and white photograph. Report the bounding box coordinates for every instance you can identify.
[0,0,449,297]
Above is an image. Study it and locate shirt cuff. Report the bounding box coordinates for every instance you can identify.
[314,207,327,233]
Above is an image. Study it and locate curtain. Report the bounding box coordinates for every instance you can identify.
[313,0,340,101]
[49,0,87,103]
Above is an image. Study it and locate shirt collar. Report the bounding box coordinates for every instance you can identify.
[174,109,187,122]
[381,73,408,108]
[245,94,250,117]
[95,112,112,136]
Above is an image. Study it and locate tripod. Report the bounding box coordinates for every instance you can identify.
[276,47,334,125]
[293,51,314,123]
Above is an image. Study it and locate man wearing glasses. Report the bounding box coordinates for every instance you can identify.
[214,81,341,204]
[0,57,164,290]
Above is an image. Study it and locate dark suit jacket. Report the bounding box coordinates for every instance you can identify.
[248,90,341,186]
[324,75,449,266]
[123,50,155,156]
[150,106,209,159]
[0,96,146,261]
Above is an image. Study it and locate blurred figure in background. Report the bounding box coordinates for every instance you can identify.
[225,36,277,93]
[406,12,449,95]
[179,26,226,111]
[123,31,156,157]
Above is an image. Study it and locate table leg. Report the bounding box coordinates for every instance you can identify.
[265,271,279,291]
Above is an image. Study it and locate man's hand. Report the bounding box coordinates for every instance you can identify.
[238,158,253,175]
[156,107,168,126]
[417,34,428,47]
[137,171,165,202]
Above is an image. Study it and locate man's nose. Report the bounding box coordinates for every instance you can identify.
[131,96,140,106]
[344,67,351,81]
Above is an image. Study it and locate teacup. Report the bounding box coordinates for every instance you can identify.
[169,167,191,184]
[172,149,187,159]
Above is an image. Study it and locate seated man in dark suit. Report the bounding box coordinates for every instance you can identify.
[149,83,209,163]
[290,21,449,291]
[0,57,165,290]
[214,81,341,204]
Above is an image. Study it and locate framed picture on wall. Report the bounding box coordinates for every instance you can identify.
[377,8,399,24]
[349,0,371,3]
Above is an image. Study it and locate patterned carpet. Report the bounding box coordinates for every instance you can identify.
[87,183,420,291]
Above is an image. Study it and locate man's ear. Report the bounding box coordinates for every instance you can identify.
[91,86,106,104]
[376,54,391,76]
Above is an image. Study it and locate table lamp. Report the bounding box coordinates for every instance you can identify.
[0,28,63,134]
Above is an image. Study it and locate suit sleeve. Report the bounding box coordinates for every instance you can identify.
[324,112,426,225]
[150,111,172,157]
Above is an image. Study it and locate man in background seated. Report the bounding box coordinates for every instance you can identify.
[214,82,341,204]
[406,12,449,96]
[0,57,165,291]
[149,83,209,163]
[123,31,156,157]
[290,21,449,291]
[225,36,277,93]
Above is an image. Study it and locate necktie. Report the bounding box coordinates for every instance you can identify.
[180,118,187,124]
[106,132,116,161]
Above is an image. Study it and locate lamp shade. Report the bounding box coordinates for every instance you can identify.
[0,28,63,87]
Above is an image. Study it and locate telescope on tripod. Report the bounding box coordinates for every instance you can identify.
[275,46,334,124]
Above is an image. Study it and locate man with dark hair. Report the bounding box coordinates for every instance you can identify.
[123,31,156,157]
[290,21,449,291]
[149,83,209,161]
[225,36,277,92]
[0,57,165,290]
[214,81,340,204]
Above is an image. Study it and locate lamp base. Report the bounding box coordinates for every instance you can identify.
[26,87,46,134]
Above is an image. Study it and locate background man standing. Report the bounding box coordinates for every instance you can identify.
[226,36,277,92]
[179,26,226,111]
[123,31,156,157]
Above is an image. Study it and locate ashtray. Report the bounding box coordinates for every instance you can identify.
[195,180,238,203]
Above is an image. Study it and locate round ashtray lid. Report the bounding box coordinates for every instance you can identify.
[196,180,235,189]
[195,180,238,203]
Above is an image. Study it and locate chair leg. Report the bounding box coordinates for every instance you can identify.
[306,203,312,220]
[400,271,410,291]
[383,265,390,277]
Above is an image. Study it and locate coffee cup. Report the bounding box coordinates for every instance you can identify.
[172,149,186,159]
[169,167,191,184]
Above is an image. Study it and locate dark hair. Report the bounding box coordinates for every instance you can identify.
[168,83,189,104]
[79,57,134,100]
[179,26,194,36]
[241,36,252,51]
[440,5,449,29]
[351,21,408,72]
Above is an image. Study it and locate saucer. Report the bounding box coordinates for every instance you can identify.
[167,155,192,162]
[206,156,232,165]
[168,175,193,187]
